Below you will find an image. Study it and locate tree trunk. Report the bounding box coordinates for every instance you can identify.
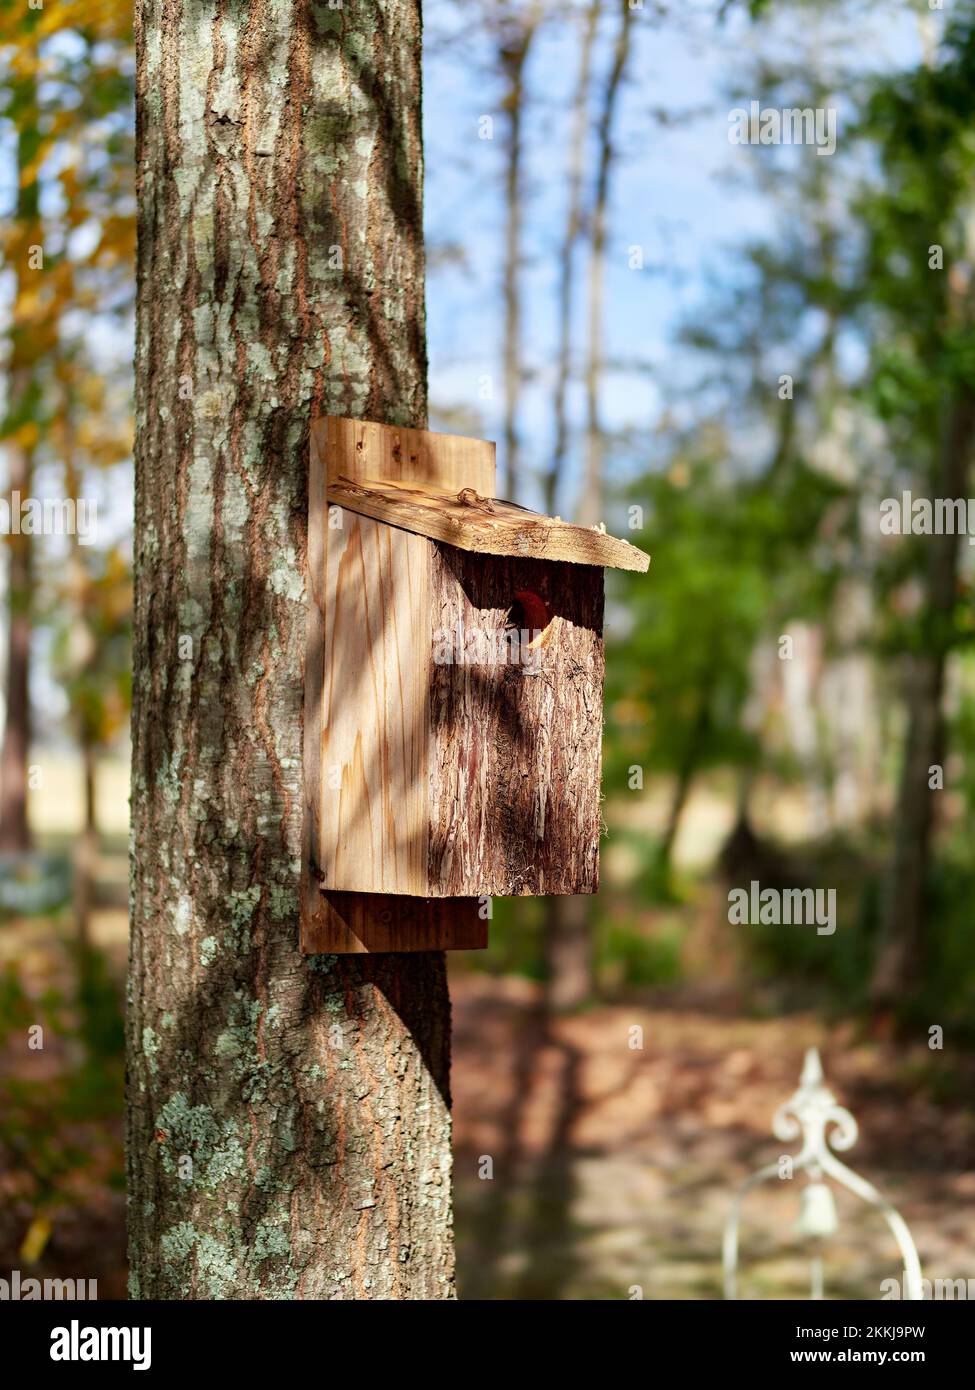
[543,0,632,1010]
[545,0,600,517]
[128,0,453,1300]
[74,736,97,951]
[0,65,40,856]
[0,441,33,853]
[61,409,97,950]
[658,693,710,874]
[579,0,632,527]
[871,391,975,1006]
[543,894,593,1013]
[499,5,541,500]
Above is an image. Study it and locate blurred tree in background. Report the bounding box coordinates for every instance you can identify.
[449,0,975,1031]
[854,18,975,1009]
[0,0,133,854]
[0,0,132,1265]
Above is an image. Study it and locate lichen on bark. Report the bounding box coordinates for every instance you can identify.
[128,0,453,1299]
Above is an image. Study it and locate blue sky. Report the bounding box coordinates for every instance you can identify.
[423,0,928,513]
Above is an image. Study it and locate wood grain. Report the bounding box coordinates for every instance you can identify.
[301,422,330,945]
[327,474,650,572]
[319,510,430,893]
[313,416,497,492]
[302,417,495,949]
[302,892,487,954]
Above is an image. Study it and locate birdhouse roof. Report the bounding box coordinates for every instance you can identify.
[326,474,650,573]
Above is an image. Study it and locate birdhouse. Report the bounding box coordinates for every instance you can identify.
[301,416,649,954]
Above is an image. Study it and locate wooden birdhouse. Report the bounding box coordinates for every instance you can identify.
[301,416,649,954]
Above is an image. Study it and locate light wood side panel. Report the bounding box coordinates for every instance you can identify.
[302,418,497,948]
[301,421,330,946]
[318,512,430,893]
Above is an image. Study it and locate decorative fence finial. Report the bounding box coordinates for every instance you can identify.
[723,1048,923,1300]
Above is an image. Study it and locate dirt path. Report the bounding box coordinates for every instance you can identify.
[450,970,975,1300]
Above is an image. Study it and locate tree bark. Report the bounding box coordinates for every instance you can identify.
[128,0,453,1299]
[429,552,605,896]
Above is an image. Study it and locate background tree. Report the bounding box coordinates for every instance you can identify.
[0,15,42,852]
[0,0,133,855]
[580,0,632,527]
[546,0,600,518]
[497,0,545,500]
[543,0,634,1012]
[856,21,975,1006]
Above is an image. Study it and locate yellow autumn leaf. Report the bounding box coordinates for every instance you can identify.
[19,1213,52,1264]
[12,421,40,450]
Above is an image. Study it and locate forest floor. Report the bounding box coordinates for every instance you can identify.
[449,969,975,1299]
[1,903,973,1301]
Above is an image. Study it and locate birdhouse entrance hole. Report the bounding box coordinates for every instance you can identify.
[507,588,552,652]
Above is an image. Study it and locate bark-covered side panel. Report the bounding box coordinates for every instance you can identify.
[128,0,454,1299]
[429,547,605,896]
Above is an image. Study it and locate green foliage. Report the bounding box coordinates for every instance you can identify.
[740,837,975,1034]
[605,450,847,812]
[0,941,124,1236]
[477,895,548,980]
[922,850,975,1037]
[74,944,125,1065]
[50,546,132,752]
[596,6,975,1023]
[597,914,683,988]
[855,14,975,662]
[741,846,882,1004]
